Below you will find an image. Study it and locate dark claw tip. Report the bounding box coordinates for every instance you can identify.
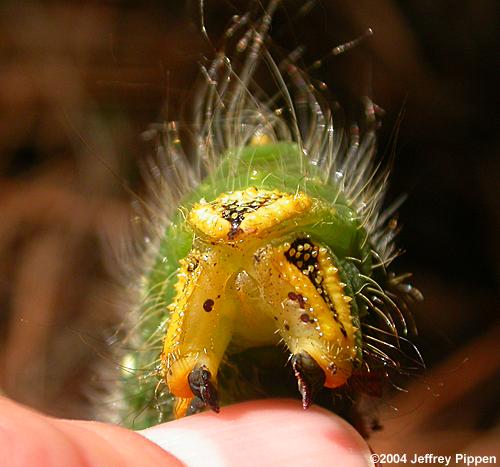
[188,365,220,413]
[291,351,326,410]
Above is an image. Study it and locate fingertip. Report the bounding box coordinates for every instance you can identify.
[140,399,374,467]
[0,396,83,467]
[0,396,181,467]
[56,419,183,467]
[0,396,374,466]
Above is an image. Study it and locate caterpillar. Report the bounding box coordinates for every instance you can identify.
[105,0,423,432]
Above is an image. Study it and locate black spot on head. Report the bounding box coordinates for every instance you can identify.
[284,323,290,331]
[227,226,243,240]
[203,299,214,312]
[219,192,277,240]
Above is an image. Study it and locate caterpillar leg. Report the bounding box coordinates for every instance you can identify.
[161,248,237,417]
[252,238,361,404]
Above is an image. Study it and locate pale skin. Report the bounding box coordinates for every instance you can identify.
[0,397,374,466]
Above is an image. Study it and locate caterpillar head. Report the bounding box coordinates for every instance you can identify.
[160,149,367,417]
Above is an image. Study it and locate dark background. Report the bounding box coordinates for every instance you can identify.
[0,0,498,457]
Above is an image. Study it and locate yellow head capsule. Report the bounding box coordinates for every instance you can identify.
[188,187,312,241]
[162,187,360,415]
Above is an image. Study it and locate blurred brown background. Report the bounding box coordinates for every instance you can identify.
[0,0,498,460]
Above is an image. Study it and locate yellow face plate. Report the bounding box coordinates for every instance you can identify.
[162,188,359,415]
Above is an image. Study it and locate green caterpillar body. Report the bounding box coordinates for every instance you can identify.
[109,3,422,432]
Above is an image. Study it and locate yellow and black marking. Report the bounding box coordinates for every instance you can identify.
[284,238,349,338]
[188,187,312,242]
[219,190,280,239]
[161,187,361,416]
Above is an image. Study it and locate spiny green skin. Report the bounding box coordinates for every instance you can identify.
[121,143,374,429]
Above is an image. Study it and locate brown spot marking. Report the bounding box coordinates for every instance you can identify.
[300,313,311,323]
[288,291,307,309]
[203,299,214,312]
[288,291,298,301]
